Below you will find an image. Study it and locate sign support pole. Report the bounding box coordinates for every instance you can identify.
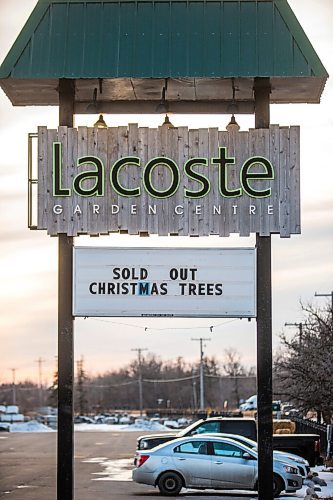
[254,77,273,500]
[57,78,75,500]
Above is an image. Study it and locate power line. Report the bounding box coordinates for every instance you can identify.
[88,317,239,332]
[143,375,199,383]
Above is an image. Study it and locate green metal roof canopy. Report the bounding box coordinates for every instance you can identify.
[0,0,328,110]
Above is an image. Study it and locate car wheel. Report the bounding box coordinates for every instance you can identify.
[273,473,284,497]
[157,471,183,496]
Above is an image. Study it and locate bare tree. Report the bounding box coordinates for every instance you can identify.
[222,348,247,407]
[274,301,333,423]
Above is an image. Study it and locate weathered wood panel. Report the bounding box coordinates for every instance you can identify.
[37,125,301,237]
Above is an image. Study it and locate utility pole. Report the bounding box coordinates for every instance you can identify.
[192,368,198,411]
[11,368,16,405]
[131,348,148,416]
[191,338,210,411]
[36,357,46,408]
[76,357,87,415]
[315,291,333,311]
[285,322,304,346]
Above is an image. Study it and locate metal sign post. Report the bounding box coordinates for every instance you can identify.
[57,78,75,500]
[254,77,273,500]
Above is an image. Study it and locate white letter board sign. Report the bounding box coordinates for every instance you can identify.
[73,247,256,318]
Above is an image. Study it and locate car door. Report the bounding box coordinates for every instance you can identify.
[172,440,212,488]
[210,441,256,489]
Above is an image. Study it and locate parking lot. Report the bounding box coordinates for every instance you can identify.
[0,431,312,499]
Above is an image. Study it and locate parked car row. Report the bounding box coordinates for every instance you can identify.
[133,434,303,497]
[74,413,133,425]
[136,415,321,467]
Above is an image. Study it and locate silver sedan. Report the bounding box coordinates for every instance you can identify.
[204,432,310,478]
[132,435,302,497]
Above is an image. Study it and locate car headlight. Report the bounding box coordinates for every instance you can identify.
[283,464,299,475]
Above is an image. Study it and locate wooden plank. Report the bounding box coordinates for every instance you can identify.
[87,126,100,236]
[217,130,230,237]
[57,126,69,235]
[108,127,121,233]
[188,129,200,236]
[46,128,58,236]
[176,126,189,236]
[137,127,149,233]
[147,128,158,235]
[168,126,181,235]
[269,125,280,234]
[76,127,88,234]
[279,127,290,237]
[96,127,108,234]
[238,130,250,237]
[37,126,48,230]
[198,129,209,236]
[128,123,139,235]
[157,125,169,236]
[117,126,129,232]
[208,127,219,236]
[226,128,240,235]
[258,128,271,236]
[289,126,301,234]
[67,127,78,237]
[85,127,99,235]
[248,128,259,235]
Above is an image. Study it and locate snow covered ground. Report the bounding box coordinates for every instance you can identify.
[6,420,333,498]
[74,419,170,432]
[9,420,54,432]
[279,467,333,499]
[6,418,170,433]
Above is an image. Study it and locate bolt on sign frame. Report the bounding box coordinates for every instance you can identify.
[0,1,328,499]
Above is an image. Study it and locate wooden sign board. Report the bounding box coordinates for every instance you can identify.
[37,125,300,237]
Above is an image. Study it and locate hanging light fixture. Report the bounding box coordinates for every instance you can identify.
[226,77,240,131]
[226,114,240,132]
[161,114,174,128]
[94,114,108,128]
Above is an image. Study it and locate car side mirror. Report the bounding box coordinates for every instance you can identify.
[243,452,254,460]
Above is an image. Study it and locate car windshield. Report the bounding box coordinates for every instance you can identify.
[178,420,221,437]
[177,420,205,437]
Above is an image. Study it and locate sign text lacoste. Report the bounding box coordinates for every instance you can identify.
[36,124,300,237]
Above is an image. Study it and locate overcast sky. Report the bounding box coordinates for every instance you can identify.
[0,0,332,385]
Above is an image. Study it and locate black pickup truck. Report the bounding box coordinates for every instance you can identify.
[137,417,321,466]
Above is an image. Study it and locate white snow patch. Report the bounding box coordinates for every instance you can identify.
[122,419,169,431]
[10,420,55,432]
[74,420,169,432]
